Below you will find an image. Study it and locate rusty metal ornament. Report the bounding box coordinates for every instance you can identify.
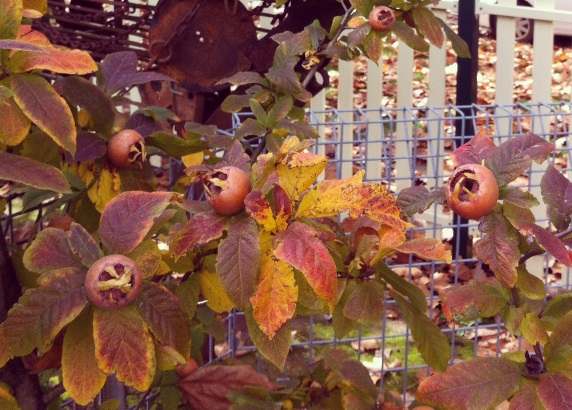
[149,0,257,93]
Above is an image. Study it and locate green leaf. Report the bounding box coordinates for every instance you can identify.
[274,118,320,139]
[376,261,426,312]
[438,17,470,58]
[93,306,155,391]
[216,71,267,87]
[416,357,522,409]
[245,307,290,371]
[267,95,293,126]
[412,7,444,48]
[342,281,384,326]
[392,291,451,372]
[99,191,173,254]
[537,373,572,410]
[516,265,546,300]
[473,212,520,288]
[24,228,85,273]
[521,313,549,346]
[349,0,377,17]
[175,274,201,320]
[216,217,260,310]
[127,240,163,279]
[397,186,446,216]
[3,268,87,357]
[266,43,302,94]
[68,222,104,269]
[9,73,76,155]
[118,162,157,193]
[53,76,115,137]
[332,281,359,338]
[235,118,268,140]
[249,98,268,126]
[146,132,206,158]
[542,294,572,330]
[545,311,572,360]
[221,94,251,113]
[500,187,540,209]
[0,151,70,193]
[391,20,429,53]
[441,280,509,322]
[62,307,107,406]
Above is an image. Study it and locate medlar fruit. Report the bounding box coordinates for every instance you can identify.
[201,166,252,216]
[107,129,146,168]
[85,255,143,309]
[446,163,499,220]
[369,6,396,32]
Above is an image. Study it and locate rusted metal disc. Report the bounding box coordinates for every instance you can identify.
[149,0,257,92]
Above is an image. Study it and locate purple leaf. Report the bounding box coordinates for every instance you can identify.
[170,211,229,261]
[99,191,173,254]
[68,222,104,268]
[67,131,106,163]
[0,151,70,193]
[451,130,498,166]
[0,39,44,52]
[541,165,572,231]
[24,228,85,273]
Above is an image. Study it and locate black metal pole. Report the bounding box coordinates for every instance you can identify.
[454,0,479,259]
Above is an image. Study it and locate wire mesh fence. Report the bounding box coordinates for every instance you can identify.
[3,102,572,407]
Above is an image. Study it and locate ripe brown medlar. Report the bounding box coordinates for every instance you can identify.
[369,6,396,32]
[85,255,143,309]
[445,163,499,220]
[107,129,146,168]
[201,166,252,216]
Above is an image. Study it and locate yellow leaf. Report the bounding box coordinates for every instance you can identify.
[62,309,107,406]
[182,151,204,168]
[0,382,20,410]
[199,270,235,313]
[278,135,315,154]
[250,252,297,339]
[0,91,31,146]
[154,342,186,371]
[296,171,363,219]
[276,151,327,200]
[77,164,121,213]
[23,0,47,13]
[349,182,409,232]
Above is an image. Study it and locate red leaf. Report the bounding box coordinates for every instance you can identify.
[508,379,544,410]
[2,268,87,357]
[473,212,520,288]
[216,217,260,310]
[541,165,572,231]
[178,364,277,410]
[99,191,173,254]
[0,151,70,193]
[170,211,229,260]
[68,222,104,268]
[135,282,190,358]
[24,228,85,273]
[451,128,497,166]
[532,225,572,267]
[537,373,572,410]
[274,221,337,310]
[416,357,522,410]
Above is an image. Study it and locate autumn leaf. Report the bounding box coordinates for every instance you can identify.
[99,191,173,254]
[440,280,509,322]
[275,151,327,200]
[216,217,260,310]
[170,211,229,260]
[2,269,87,358]
[274,221,337,310]
[135,282,191,359]
[508,379,544,410]
[473,212,520,288]
[250,252,297,339]
[349,182,409,231]
[450,128,497,166]
[8,45,97,75]
[79,165,121,213]
[397,185,447,217]
[199,270,235,313]
[416,357,522,409]
[0,151,70,193]
[395,238,452,263]
[296,172,363,219]
[245,190,278,231]
[412,7,444,48]
[342,281,384,326]
[68,222,104,269]
[177,364,277,410]
[9,73,76,155]
[245,308,290,370]
[521,313,549,346]
[23,228,85,273]
[0,83,30,145]
[62,308,106,406]
[0,383,19,410]
[541,165,572,231]
[93,307,155,391]
[537,373,572,410]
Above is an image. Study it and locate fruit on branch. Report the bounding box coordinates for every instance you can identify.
[107,130,147,168]
[201,166,251,216]
[369,6,396,32]
[175,357,199,378]
[446,163,499,220]
[85,255,143,309]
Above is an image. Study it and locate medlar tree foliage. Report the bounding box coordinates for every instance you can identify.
[0,0,570,409]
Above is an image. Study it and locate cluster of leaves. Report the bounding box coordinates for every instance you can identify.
[399,131,572,409]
